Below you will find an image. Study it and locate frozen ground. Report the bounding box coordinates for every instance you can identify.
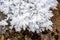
[0,0,58,33]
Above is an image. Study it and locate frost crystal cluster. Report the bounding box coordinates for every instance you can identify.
[0,0,58,33]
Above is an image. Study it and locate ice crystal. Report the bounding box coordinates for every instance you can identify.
[0,0,58,33]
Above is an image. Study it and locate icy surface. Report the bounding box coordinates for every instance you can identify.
[0,0,58,33]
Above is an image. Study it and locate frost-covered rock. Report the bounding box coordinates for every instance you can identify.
[0,0,58,33]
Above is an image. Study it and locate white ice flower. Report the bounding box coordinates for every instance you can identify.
[0,0,58,33]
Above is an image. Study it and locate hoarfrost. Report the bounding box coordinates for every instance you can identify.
[0,0,58,33]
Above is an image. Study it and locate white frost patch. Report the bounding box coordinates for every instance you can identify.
[0,0,58,33]
[0,20,8,26]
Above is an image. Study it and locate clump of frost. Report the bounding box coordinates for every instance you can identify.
[0,0,58,33]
